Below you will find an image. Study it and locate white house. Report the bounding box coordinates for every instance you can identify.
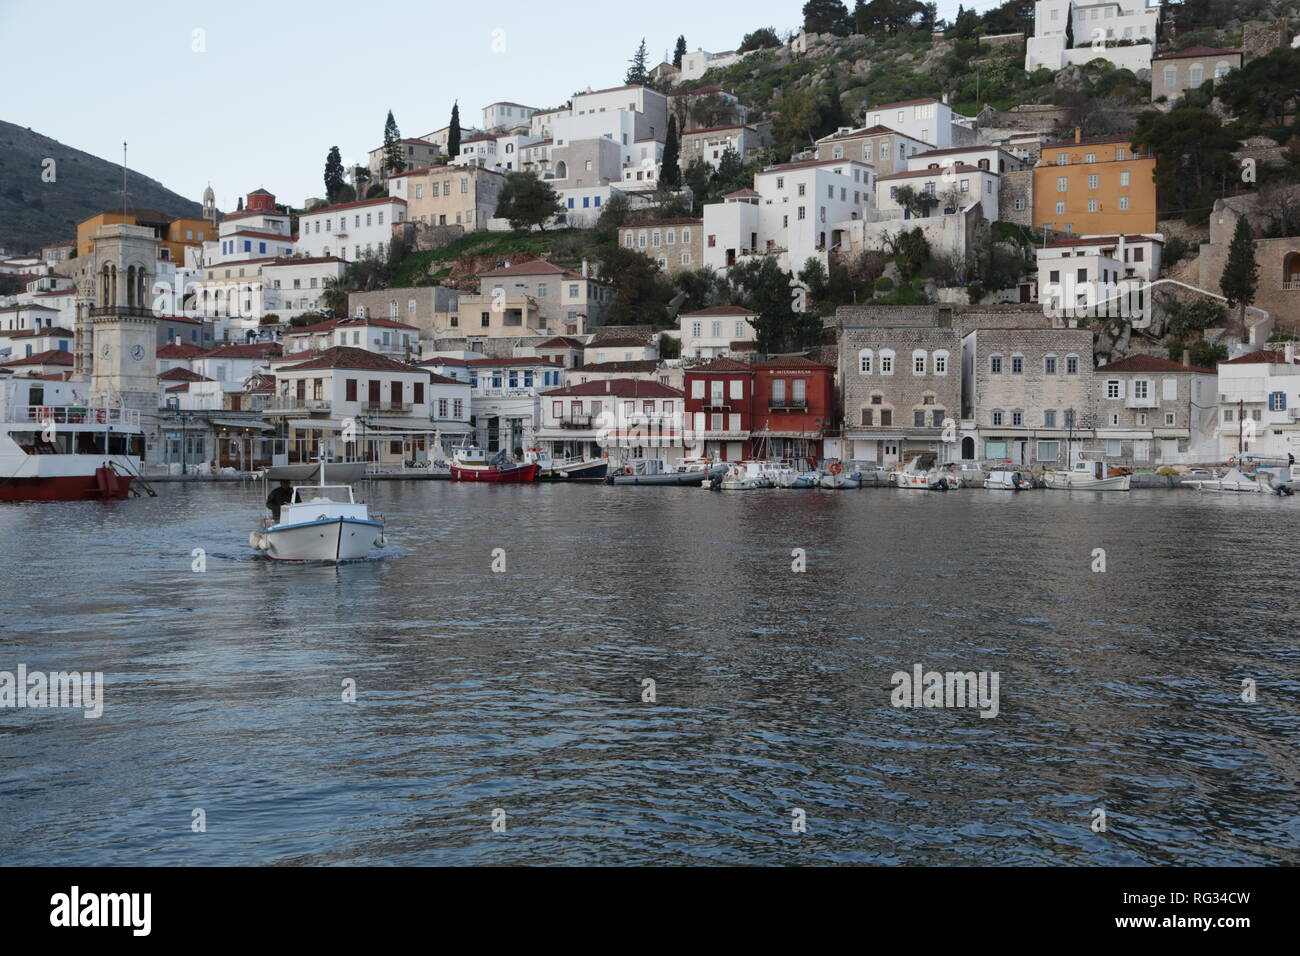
[583,337,657,365]
[1026,0,1161,74]
[1215,345,1300,461]
[679,305,759,359]
[702,159,876,273]
[876,164,1000,223]
[1036,234,1163,312]
[483,102,538,133]
[862,97,970,149]
[261,258,347,317]
[676,48,754,83]
[296,197,406,261]
[552,85,669,161]
[422,355,564,454]
[283,315,421,361]
[536,378,685,465]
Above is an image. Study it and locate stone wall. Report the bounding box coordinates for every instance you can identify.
[393,221,465,254]
[1242,20,1290,60]
[999,169,1034,226]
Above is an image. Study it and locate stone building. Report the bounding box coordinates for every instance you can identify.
[834,308,962,466]
[1151,46,1242,106]
[1197,195,1300,335]
[618,217,703,274]
[961,327,1095,466]
[347,286,461,342]
[1087,354,1219,465]
[999,169,1034,227]
[1242,20,1290,60]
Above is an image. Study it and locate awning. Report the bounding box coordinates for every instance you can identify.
[210,419,274,431]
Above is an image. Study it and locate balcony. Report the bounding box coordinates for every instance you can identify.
[701,401,731,411]
[265,398,331,414]
[558,415,593,429]
[89,305,155,319]
[363,401,413,414]
[769,397,809,410]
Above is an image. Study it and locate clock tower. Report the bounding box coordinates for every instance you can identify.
[85,222,161,419]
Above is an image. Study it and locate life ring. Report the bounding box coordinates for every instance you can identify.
[95,409,107,424]
[623,466,633,476]
[829,461,843,475]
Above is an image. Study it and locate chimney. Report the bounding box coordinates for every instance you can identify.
[1182,348,1191,368]
[582,258,589,278]
[1286,342,1296,364]
[1074,126,1082,145]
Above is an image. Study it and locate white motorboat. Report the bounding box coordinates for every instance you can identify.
[819,465,861,489]
[1183,465,1294,495]
[251,464,385,562]
[1043,459,1131,491]
[984,470,1034,491]
[718,461,767,490]
[894,454,959,490]
[777,470,821,488]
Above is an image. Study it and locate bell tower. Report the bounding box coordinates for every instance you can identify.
[203,183,217,226]
[86,222,161,417]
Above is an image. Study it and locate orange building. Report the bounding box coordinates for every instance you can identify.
[1032,130,1157,237]
[77,209,212,262]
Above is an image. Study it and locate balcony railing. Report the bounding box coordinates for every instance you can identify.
[89,305,155,318]
[1283,281,1300,291]
[769,397,809,410]
[5,405,142,426]
[558,415,593,428]
[363,401,413,414]
[266,398,332,413]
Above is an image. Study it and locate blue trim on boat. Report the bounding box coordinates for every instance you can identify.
[269,516,384,533]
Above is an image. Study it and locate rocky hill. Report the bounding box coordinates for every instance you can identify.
[0,120,204,253]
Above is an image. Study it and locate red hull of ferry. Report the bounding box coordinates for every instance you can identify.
[450,463,540,483]
[0,468,133,502]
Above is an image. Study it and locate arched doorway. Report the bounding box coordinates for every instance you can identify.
[961,436,975,460]
[1284,251,1300,290]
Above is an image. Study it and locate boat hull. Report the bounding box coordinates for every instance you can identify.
[260,517,384,562]
[450,463,540,482]
[540,460,609,481]
[819,474,861,489]
[0,468,133,502]
[613,472,706,486]
[1043,473,1131,491]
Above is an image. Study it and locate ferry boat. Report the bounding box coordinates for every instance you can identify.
[1043,459,1131,491]
[0,377,149,501]
[450,446,540,482]
[250,463,385,562]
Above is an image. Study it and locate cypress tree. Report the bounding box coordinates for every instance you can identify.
[662,117,681,188]
[448,102,461,162]
[1221,216,1259,341]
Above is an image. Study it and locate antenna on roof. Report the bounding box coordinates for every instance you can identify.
[121,141,128,215]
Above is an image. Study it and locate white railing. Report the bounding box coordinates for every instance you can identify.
[4,405,141,427]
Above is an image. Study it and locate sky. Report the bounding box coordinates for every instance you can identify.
[0,0,1004,212]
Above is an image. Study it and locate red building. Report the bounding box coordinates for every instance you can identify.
[748,357,835,466]
[683,358,754,461]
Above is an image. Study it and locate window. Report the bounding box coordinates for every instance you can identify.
[1066,355,1079,375]
[1037,441,1060,462]
[1165,412,1175,426]
[859,349,873,374]
[1044,410,1057,428]
[1045,356,1057,375]
[990,355,1003,374]
[1056,201,1066,215]
[1088,174,1099,190]
[1268,391,1288,411]
[912,350,926,374]
[1106,379,1121,399]
[1056,177,1068,193]
[1133,380,1150,401]
[1118,197,1129,211]
[934,351,947,374]
[1011,355,1023,375]
[992,410,1004,426]
[880,350,894,374]
[1011,410,1023,427]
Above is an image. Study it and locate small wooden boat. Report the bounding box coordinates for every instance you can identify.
[984,470,1034,491]
[450,446,540,482]
[1043,459,1131,491]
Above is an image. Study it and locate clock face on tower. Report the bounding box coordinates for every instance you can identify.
[100,343,112,360]
[130,344,145,362]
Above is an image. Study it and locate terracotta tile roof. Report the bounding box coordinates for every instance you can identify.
[541,378,681,398]
[477,259,569,278]
[463,356,561,367]
[535,336,586,348]
[289,316,418,334]
[687,358,752,373]
[199,342,283,359]
[3,326,73,338]
[158,367,214,382]
[724,188,760,197]
[157,343,209,359]
[683,124,750,136]
[818,124,908,142]
[0,348,74,367]
[246,373,276,390]
[760,157,872,174]
[1097,355,1217,375]
[278,345,422,373]
[1043,234,1164,248]
[1041,133,1137,149]
[750,355,834,370]
[571,359,662,373]
[586,337,649,348]
[622,217,702,228]
[1220,349,1300,366]
[878,163,994,182]
[300,196,406,217]
[681,305,757,317]
[868,96,942,111]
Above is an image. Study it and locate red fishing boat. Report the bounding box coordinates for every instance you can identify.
[449,446,540,482]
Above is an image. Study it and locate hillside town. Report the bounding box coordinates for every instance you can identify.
[2,0,1299,483]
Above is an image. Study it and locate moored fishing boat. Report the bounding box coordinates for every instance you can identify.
[777,470,821,488]
[450,446,540,482]
[1043,459,1131,491]
[984,470,1034,491]
[528,449,609,481]
[818,461,861,489]
[613,458,724,486]
[893,454,959,490]
[718,461,766,490]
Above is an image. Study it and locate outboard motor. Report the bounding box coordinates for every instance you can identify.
[1011,471,1022,492]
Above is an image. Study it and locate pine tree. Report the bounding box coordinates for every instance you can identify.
[383,110,404,176]
[1221,216,1259,341]
[448,102,461,162]
[662,117,681,188]
[673,36,687,69]
[324,146,345,202]
[626,38,649,85]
